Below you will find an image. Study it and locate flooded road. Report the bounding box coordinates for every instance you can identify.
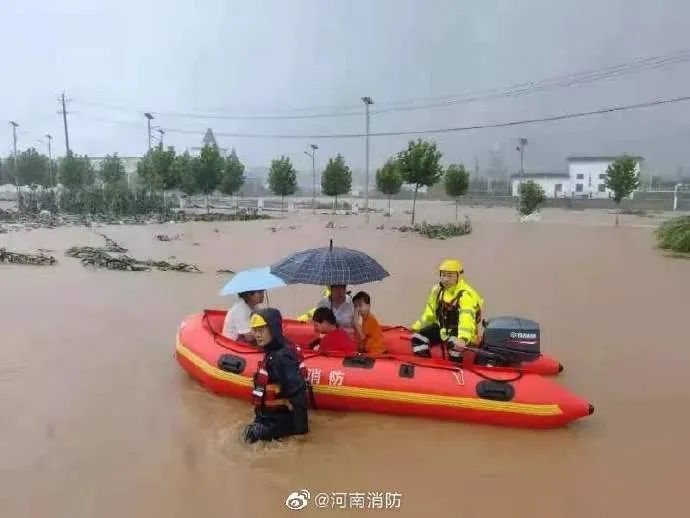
[2,201,689,517]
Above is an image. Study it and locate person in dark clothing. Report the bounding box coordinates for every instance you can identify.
[243,307,309,444]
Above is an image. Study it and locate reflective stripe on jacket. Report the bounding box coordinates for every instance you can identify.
[411,279,484,342]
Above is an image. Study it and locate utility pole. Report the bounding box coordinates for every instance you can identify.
[9,121,20,201]
[362,96,374,222]
[59,92,71,155]
[304,144,318,214]
[516,137,528,204]
[45,134,54,186]
[144,113,154,151]
[157,128,165,149]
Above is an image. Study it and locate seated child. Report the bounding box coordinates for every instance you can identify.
[352,291,386,355]
[311,307,358,355]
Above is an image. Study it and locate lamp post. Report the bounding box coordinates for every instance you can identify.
[362,96,374,222]
[45,134,54,186]
[144,113,154,151]
[157,128,165,149]
[304,144,318,214]
[515,137,528,206]
[9,121,20,200]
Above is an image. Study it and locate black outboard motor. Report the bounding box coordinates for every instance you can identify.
[479,316,541,365]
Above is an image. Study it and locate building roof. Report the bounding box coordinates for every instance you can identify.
[202,128,218,147]
[509,172,569,179]
[566,155,643,162]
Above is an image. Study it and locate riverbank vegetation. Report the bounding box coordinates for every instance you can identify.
[655,215,690,256]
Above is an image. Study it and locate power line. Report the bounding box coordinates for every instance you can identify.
[151,94,690,139]
[70,48,690,121]
[371,49,690,113]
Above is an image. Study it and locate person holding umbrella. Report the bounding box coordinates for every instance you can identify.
[218,266,287,343]
[223,290,265,343]
[315,284,356,337]
[270,240,390,338]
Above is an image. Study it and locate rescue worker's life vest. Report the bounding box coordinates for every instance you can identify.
[252,343,307,410]
[435,287,482,334]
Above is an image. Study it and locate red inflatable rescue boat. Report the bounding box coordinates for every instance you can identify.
[281,318,563,376]
[175,310,594,429]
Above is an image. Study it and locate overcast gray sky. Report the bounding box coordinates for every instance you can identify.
[3,0,690,177]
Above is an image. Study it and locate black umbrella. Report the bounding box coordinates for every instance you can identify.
[270,240,390,286]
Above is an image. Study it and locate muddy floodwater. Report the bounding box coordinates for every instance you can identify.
[1,201,689,518]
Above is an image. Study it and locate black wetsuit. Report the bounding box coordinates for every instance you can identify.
[244,308,309,443]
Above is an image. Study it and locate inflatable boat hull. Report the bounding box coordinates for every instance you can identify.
[175,311,593,429]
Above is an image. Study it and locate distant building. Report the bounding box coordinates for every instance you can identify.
[566,156,642,199]
[190,128,228,156]
[511,156,643,199]
[511,172,570,198]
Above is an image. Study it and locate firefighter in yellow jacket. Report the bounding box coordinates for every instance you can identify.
[410,259,484,361]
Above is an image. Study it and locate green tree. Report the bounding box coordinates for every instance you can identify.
[0,158,8,185]
[220,148,245,198]
[375,158,403,216]
[137,147,177,192]
[58,152,95,190]
[268,155,297,211]
[604,155,641,225]
[98,154,128,214]
[194,144,224,213]
[321,153,352,212]
[519,180,546,216]
[16,147,50,187]
[173,151,198,197]
[397,139,444,224]
[444,164,470,220]
[98,153,126,187]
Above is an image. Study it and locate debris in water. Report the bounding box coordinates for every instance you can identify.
[0,248,57,266]
[216,269,236,274]
[393,218,472,240]
[325,221,335,229]
[155,233,182,241]
[65,246,201,273]
[95,232,128,252]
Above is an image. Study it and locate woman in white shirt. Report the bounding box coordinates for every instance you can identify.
[223,290,265,343]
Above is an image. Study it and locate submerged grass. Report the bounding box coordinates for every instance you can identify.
[655,216,690,255]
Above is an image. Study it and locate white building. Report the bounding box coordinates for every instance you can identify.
[511,173,570,198]
[566,156,642,199]
[511,156,643,199]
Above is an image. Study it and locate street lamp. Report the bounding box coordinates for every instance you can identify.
[362,96,374,222]
[304,143,318,214]
[515,137,528,205]
[9,121,20,199]
[673,183,682,211]
[45,134,54,186]
[144,112,154,151]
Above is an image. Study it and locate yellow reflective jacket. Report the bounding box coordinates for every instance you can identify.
[297,287,331,322]
[411,279,484,343]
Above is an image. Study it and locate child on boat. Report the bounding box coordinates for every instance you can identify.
[311,307,358,355]
[352,291,386,355]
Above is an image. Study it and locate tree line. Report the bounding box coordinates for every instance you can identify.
[1,138,476,222]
